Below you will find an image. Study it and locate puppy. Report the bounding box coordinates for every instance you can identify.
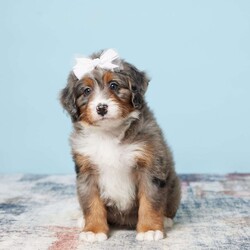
[60,49,181,242]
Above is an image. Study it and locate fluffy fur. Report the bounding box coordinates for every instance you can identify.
[60,50,181,242]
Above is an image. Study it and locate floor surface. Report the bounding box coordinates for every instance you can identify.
[0,174,249,250]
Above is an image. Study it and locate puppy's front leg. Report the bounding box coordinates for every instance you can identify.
[135,149,165,241]
[75,154,109,242]
[136,189,164,241]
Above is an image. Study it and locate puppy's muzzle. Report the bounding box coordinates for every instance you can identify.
[96,103,108,116]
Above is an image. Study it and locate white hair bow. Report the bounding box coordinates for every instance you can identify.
[73,49,120,80]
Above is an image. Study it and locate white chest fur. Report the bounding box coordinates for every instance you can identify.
[71,128,143,211]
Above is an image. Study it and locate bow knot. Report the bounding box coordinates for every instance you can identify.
[92,58,100,67]
[73,49,120,80]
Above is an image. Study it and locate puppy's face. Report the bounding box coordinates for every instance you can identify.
[75,70,135,126]
[60,53,149,127]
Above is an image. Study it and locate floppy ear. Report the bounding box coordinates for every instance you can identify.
[123,63,150,109]
[60,72,79,122]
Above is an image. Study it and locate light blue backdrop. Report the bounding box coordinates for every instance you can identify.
[0,0,249,174]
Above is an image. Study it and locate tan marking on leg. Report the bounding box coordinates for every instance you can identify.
[84,193,109,234]
[73,154,108,234]
[103,71,114,84]
[135,144,164,232]
[137,192,164,232]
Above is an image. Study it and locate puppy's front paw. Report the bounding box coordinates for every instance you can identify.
[136,230,164,241]
[79,231,108,242]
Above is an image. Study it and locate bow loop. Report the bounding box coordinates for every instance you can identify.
[73,49,120,80]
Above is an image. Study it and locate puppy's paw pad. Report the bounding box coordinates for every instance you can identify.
[79,232,107,242]
[136,230,164,241]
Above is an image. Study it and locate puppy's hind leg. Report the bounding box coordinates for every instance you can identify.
[164,174,181,220]
[164,217,174,228]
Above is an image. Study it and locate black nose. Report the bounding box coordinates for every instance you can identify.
[96,103,108,116]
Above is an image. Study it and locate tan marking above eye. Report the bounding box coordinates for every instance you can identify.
[103,72,114,84]
[83,77,95,88]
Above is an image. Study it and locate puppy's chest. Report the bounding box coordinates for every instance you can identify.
[73,132,143,210]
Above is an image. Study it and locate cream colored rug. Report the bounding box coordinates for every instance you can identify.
[0,174,249,250]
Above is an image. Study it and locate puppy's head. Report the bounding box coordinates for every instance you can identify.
[60,50,149,127]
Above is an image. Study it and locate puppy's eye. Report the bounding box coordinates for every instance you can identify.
[109,81,119,91]
[83,87,92,96]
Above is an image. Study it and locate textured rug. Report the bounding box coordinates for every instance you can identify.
[0,174,249,250]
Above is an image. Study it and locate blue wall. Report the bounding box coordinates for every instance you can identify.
[0,0,249,174]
